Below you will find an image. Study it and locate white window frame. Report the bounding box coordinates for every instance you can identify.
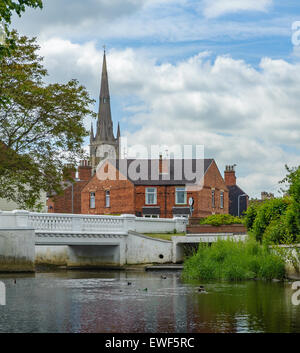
[90,192,95,209]
[143,214,159,218]
[105,190,110,208]
[145,187,157,205]
[220,191,224,209]
[175,187,187,205]
[173,214,189,219]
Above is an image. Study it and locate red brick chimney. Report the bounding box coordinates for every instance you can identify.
[78,160,92,181]
[159,154,169,174]
[224,165,236,186]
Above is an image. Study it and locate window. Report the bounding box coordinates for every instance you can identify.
[220,191,224,209]
[212,189,215,208]
[173,214,189,219]
[143,214,159,218]
[145,187,157,205]
[90,192,95,209]
[176,187,186,205]
[105,190,110,208]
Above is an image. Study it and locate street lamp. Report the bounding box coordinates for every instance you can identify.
[238,194,247,217]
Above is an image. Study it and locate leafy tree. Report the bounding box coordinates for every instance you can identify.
[244,200,261,230]
[252,198,289,242]
[0,1,43,105]
[0,0,42,54]
[0,31,96,209]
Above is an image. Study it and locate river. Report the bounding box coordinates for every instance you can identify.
[0,270,299,333]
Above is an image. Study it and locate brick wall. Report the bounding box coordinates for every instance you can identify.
[47,181,88,214]
[81,174,135,215]
[187,224,247,234]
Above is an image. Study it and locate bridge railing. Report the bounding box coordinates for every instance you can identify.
[28,213,134,233]
[0,210,187,234]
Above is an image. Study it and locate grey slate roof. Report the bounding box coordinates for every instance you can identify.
[228,184,248,216]
[112,158,214,186]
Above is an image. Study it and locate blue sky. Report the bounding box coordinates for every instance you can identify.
[12,0,300,198]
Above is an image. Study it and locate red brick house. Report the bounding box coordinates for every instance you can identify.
[80,157,229,218]
[47,51,248,218]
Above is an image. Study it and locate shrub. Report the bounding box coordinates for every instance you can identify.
[183,238,286,281]
[199,214,243,226]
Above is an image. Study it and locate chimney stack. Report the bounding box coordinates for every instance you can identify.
[78,159,92,181]
[261,191,274,201]
[159,153,169,175]
[224,165,236,186]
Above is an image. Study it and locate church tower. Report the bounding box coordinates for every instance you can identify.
[90,50,120,174]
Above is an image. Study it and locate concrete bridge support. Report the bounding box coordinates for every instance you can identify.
[67,244,124,268]
[0,210,35,272]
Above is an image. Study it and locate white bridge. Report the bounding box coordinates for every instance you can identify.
[0,210,246,270]
[0,210,187,269]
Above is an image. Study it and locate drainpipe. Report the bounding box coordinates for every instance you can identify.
[165,186,167,218]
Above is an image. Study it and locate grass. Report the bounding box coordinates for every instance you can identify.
[143,233,185,241]
[183,237,286,281]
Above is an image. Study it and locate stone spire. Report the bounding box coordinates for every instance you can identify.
[117,122,120,139]
[95,49,115,142]
[90,121,94,142]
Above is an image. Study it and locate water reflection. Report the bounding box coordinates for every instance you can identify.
[0,271,299,333]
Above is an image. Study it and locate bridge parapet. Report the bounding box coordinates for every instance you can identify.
[29,213,136,233]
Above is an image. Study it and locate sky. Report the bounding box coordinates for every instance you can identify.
[11,0,300,199]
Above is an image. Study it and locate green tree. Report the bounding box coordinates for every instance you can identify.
[0,31,96,209]
[0,1,43,105]
[0,0,42,52]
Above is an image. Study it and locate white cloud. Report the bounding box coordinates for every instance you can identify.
[38,39,300,198]
[202,0,273,19]
[12,0,288,44]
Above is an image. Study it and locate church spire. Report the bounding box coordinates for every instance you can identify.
[117,122,120,139]
[95,49,115,142]
[90,121,94,142]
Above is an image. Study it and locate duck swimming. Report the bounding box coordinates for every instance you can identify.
[198,286,207,293]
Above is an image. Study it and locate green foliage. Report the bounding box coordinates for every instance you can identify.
[0,0,42,24]
[0,1,43,60]
[199,213,243,226]
[244,200,261,230]
[252,198,289,242]
[243,165,300,245]
[0,31,96,209]
[183,238,286,281]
